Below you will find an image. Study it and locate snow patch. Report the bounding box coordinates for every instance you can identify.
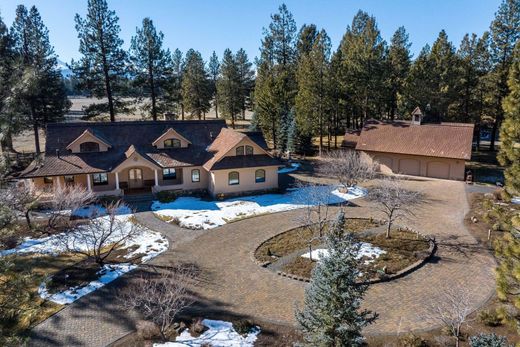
[512,197,520,205]
[301,242,386,264]
[152,185,366,230]
[154,319,260,347]
[277,163,301,174]
[72,204,132,218]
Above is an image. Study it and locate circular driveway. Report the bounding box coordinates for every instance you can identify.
[153,179,496,335]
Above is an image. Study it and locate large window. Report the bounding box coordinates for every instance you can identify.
[245,145,253,155]
[164,138,181,148]
[255,169,265,183]
[92,173,108,185]
[64,175,74,184]
[236,145,253,156]
[163,168,177,180]
[228,171,239,185]
[80,141,100,153]
[191,169,200,182]
[236,146,244,156]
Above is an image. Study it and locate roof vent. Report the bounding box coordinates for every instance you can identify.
[56,149,60,158]
[411,107,423,125]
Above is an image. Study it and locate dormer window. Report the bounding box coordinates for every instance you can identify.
[80,142,100,153]
[245,145,253,155]
[236,146,244,156]
[164,139,181,148]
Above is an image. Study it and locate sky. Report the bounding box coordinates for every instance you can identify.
[0,0,502,65]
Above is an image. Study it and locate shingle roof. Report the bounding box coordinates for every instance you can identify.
[210,154,281,170]
[21,120,227,178]
[21,120,275,178]
[352,120,474,160]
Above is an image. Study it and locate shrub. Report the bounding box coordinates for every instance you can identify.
[136,320,161,340]
[190,318,207,336]
[232,319,255,336]
[156,191,178,203]
[398,333,428,347]
[478,309,502,327]
[469,333,511,347]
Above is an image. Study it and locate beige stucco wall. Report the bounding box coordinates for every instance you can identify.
[31,173,120,196]
[67,132,110,153]
[209,166,279,196]
[364,151,466,180]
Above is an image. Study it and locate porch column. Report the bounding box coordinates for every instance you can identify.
[115,172,120,190]
[87,174,92,191]
[154,169,159,187]
[54,176,61,189]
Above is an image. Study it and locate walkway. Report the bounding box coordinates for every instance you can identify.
[29,179,496,345]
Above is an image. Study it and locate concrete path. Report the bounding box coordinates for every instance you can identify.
[29,179,496,345]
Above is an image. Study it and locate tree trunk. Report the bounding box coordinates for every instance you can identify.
[31,106,41,155]
[0,129,14,153]
[215,98,218,118]
[386,221,392,239]
[25,210,32,229]
[149,64,157,121]
[181,104,185,120]
[490,113,501,151]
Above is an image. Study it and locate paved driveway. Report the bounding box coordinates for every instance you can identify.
[30,178,496,345]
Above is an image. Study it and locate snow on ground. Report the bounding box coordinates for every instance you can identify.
[277,162,301,174]
[38,263,136,305]
[512,197,520,205]
[154,319,260,347]
[0,215,169,304]
[152,185,366,230]
[301,242,386,264]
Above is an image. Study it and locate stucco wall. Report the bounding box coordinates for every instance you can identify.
[364,151,466,180]
[209,166,279,196]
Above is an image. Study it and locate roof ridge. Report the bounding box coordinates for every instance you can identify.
[46,119,227,127]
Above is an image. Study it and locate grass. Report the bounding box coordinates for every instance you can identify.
[255,218,382,262]
[280,229,430,280]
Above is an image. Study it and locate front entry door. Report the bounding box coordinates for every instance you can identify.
[128,168,143,188]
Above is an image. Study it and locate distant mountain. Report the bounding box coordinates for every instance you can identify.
[57,59,72,78]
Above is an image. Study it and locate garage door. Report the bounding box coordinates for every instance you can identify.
[427,161,450,179]
[374,156,393,174]
[398,159,421,176]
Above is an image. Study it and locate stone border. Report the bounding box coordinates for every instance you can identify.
[251,220,436,285]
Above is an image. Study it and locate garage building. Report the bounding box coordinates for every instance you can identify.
[343,111,474,181]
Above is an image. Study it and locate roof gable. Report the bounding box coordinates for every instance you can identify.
[66,129,112,152]
[152,128,192,147]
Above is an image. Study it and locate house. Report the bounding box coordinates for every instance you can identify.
[20,120,281,197]
[343,108,474,180]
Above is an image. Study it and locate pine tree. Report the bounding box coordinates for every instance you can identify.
[0,13,18,152]
[208,51,220,118]
[488,0,520,150]
[295,29,331,156]
[129,18,172,120]
[296,211,378,346]
[285,107,296,153]
[217,49,240,128]
[296,24,318,61]
[164,48,184,119]
[72,0,127,122]
[254,4,297,149]
[339,11,387,125]
[405,45,435,113]
[181,49,211,120]
[387,26,411,119]
[10,5,69,154]
[498,42,520,194]
[235,48,255,119]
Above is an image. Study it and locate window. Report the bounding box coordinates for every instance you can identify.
[245,145,253,155]
[228,171,239,185]
[163,168,177,180]
[164,138,181,148]
[43,176,53,184]
[92,173,108,185]
[236,146,244,156]
[191,169,200,182]
[64,175,74,183]
[255,169,266,183]
[80,141,100,153]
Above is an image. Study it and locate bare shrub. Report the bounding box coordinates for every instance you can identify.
[47,184,95,232]
[57,201,140,265]
[424,285,473,347]
[366,177,425,238]
[136,320,161,341]
[319,150,376,188]
[120,267,196,342]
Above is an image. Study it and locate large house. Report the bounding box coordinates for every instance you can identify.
[343,108,474,180]
[20,120,281,197]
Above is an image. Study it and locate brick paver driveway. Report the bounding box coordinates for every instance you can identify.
[30,178,496,345]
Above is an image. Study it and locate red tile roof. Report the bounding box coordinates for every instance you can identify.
[350,120,474,160]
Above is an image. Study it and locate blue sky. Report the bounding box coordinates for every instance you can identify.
[0,0,502,64]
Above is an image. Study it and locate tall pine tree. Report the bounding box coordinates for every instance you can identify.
[181,49,211,120]
[217,49,240,128]
[296,211,378,346]
[235,48,255,119]
[72,0,127,121]
[387,26,411,119]
[129,18,172,120]
[10,5,69,154]
[208,51,220,118]
[254,4,297,149]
